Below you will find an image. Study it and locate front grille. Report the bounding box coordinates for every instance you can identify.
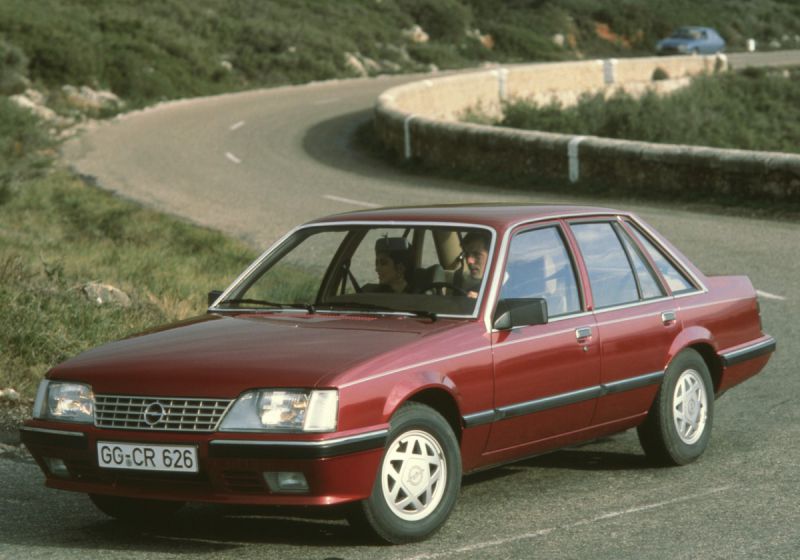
[94,395,233,432]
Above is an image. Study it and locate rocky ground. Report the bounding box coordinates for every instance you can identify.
[0,390,32,460]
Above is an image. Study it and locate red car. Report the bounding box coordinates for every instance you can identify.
[22,205,775,543]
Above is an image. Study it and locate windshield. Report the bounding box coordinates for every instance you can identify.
[215,224,495,317]
[671,28,703,40]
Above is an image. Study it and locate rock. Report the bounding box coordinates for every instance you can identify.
[62,85,123,112]
[361,56,382,73]
[9,90,59,121]
[403,24,429,44]
[345,52,367,77]
[467,28,495,49]
[0,388,20,402]
[81,282,131,307]
[552,33,566,48]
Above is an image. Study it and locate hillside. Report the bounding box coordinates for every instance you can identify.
[2,0,800,110]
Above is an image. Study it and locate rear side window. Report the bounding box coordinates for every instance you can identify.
[628,226,695,294]
[571,223,639,308]
[500,226,581,317]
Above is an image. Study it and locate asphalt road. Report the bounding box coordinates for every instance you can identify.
[2,51,799,559]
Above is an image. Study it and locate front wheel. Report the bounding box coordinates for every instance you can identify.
[637,348,714,466]
[349,402,462,544]
[89,494,184,523]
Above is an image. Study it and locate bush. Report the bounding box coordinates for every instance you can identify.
[0,39,28,95]
[498,69,800,154]
[0,98,53,197]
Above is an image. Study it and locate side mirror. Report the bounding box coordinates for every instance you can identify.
[493,298,548,330]
[208,290,224,307]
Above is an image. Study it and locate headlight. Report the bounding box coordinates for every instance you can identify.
[33,380,95,424]
[219,389,338,432]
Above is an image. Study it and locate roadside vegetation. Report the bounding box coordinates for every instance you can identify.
[2,0,800,403]
[0,100,255,399]
[2,0,800,109]
[493,68,800,154]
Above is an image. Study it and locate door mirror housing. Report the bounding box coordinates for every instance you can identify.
[208,290,224,307]
[493,298,548,330]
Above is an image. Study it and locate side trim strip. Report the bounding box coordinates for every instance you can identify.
[602,371,664,395]
[720,337,776,367]
[208,429,388,459]
[462,370,664,428]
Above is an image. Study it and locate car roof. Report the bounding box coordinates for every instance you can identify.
[307,203,628,232]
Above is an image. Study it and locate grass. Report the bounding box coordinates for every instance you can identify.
[0,104,255,397]
[495,67,800,154]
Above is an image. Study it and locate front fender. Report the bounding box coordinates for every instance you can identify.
[381,370,460,421]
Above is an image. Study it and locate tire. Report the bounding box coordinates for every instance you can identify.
[349,402,462,544]
[89,494,184,523]
[637,348,714,466]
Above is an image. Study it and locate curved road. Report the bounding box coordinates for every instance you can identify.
[2,53,798,559]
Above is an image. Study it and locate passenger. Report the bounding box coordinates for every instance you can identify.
[458,231,490,299]
[365,237,413,294]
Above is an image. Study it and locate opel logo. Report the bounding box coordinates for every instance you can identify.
[143,402,166,426]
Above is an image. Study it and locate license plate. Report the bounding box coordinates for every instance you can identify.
[97,441,199,473]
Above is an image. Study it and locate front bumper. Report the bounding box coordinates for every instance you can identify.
[21,422,386,506]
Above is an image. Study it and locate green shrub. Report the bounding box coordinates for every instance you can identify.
[0,39,29,95]
[498,69,800,154]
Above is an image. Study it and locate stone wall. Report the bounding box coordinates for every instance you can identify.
[373,55,800,202]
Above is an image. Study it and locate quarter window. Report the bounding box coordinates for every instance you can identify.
[500,227,581,317]
[571,222,639,308]
[628,225,695,294]
[618,228,664,300]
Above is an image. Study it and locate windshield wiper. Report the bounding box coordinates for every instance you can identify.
[407,310,437,322]
[218,298,317,313]
[319,302,436,321]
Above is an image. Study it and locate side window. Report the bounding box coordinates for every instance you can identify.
[617,226,664,300]
[571,222,638,308]
[628,225,695,294]
[500,226,581,317]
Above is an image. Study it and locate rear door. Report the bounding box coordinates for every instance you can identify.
[569,220,679,425]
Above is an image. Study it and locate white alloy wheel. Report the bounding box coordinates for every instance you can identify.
[381,429,447,521]
[638,348,715,466]
[672,368,708,444]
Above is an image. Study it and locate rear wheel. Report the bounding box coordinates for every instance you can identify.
[638,348,714,465]
[349,402,461,544]
[89,494,184,522]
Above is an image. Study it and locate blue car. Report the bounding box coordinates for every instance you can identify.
[656,27,725,55]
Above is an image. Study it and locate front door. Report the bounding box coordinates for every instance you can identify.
[487,224,601,452]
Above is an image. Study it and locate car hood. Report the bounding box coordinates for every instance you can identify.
[49,313,461,397]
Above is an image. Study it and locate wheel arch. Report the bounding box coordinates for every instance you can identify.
[688,342,724,394]
[406,387,463,443]
[381,371,463,444]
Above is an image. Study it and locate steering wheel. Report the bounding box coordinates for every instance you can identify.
[417,281,469,296]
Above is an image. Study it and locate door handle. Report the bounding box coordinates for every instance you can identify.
[575,327,593,340]
[661,310,677,325]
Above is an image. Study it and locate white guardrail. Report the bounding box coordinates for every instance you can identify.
[373,55,800,202]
